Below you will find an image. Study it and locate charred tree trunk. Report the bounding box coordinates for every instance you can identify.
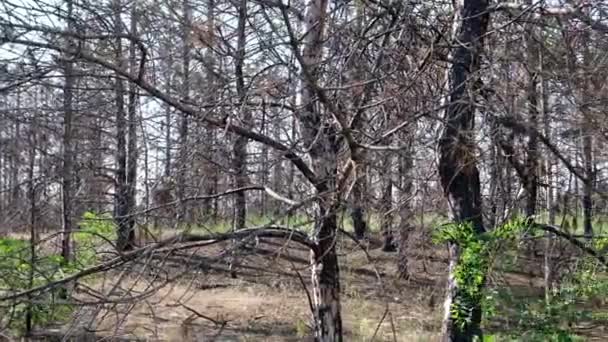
[438,0,488,340]
[397,139,414,278]
[113,0,133,251]
[126,0,139,244]
[350,174,367,240]
[175,0,192,225]
[524,3,539,219]
[232,0,249,230]
[380,152,395,252]
[202,0,216,220]
[61,0,75,262]
[300,0,343,340]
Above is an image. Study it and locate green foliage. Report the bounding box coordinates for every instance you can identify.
[0,237,71,333]
[0,212,115,334]
[478,221,608,341]
[433,218,526,329]
[72,211,116,269]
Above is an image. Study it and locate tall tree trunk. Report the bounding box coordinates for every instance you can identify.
[582,132,593,238]
[348,2,368,241]
[25,125,37,336]
[397,138,414,278]
[438,0,489,340]
[380,152,395,252]
[581,31,594,239]
[61,0,75,262]
[272,111,284,216]
[232,0,249,230]
[10,91,21,212]
[524,1,539,219]
[176,0,192,225]
[163,37,173,179]
[202,0,217,220]
[300,0,342,340]
[350,174,367,240]
[126,0,139,243]
[113,0,133,251]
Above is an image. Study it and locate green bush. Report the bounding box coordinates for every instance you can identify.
[0,211,116,334]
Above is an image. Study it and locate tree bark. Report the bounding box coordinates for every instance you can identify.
[380,151,395,252]
[524,1,539,219]
[438,0,489,340]
[397,139,414,278]
[126,0,139,245]
[300,0,343,340]
[232,0,249,230]
[176,0,192,225]
[113,0,134,251]
[61,0,75,262]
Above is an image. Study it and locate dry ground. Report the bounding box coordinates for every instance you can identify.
[9,229,608,341]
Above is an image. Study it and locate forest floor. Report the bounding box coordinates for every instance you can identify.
[8,225,608,341]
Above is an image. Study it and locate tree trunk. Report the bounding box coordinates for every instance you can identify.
[311,212,342,342]
[176,0,192,225]
[397,139,414,278]
[438,0,489,340]
[232,0,249,230]
[300,0,343,340]
[126,0,139,244]
[350,176,367,240]
[380,153,395,252]
[61,0,75,262]
[524,1,539,219]
[113,0,133,251]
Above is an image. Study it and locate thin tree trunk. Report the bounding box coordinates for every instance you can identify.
[126,0,139,244]
[176,0,192,225]
[380,152,395,252]
[397,138,414,278]
[25,115,37,336]
[202,0,216,220]
[438,1,489,340]
[232,0,249,230]
[524,1,539,219]
[113,0,133,251]
[540,46,554,303]
[581,30,594,239]
[272,110,284,216]
[163,37,172,178]
[61,0,75,262]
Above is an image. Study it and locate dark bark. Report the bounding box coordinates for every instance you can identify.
[438,0,489,340]
[397,142,414,279]
[232,0,249,230]
[583,133,593,239]
[380,171,395,252]
[113,0,134,251]
[126,0,139,245]
[299,0,343,339]
[176,0,192,225]
[311,211,342,342]
[350,171,367,240]
[61,0,75,262]
[524,6,539,219]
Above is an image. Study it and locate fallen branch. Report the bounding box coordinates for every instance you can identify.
[532,223,608,268]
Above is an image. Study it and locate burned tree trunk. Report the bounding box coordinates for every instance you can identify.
[397,139,414,279]
[299,0,343,340]
[232,0,249,230]
[438,0,489,340]
[380,152,395,252]
[61,0,75,262]
[524,1,539,219]
[113,0,134,251]
[126,0,139,244]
